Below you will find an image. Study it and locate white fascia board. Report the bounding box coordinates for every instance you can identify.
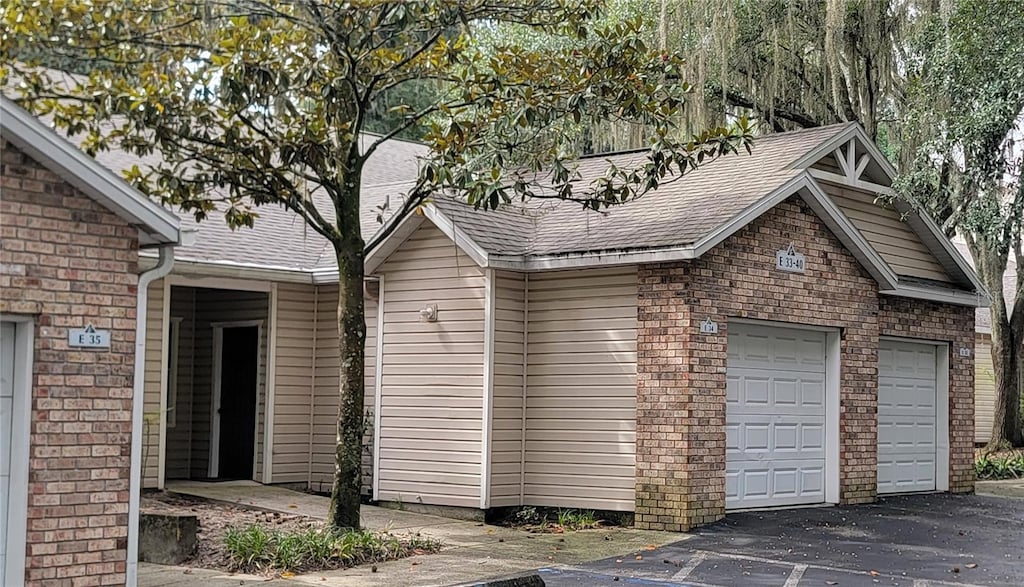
[690,173,814,258]
[488,244,698,272]
[880,283,990,307]
[1,97,181,246]
[890,200,990,299]
[789,123,899,180]
[420,204,489,267]
[808,169,896,195]
[140,254,314,284]
[794,121,987,297]
[799,177,900,290]
[363,212,425,275]
[363,204,489,274]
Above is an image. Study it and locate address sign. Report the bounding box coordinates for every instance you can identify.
[68,324,111,349]
[776,243,806,273]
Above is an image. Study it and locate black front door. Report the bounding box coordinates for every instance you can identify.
[217,326,258,479]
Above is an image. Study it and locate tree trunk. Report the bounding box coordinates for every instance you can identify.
[974,245,1024,448]
[327,199,367,529]
[988,317,1022,447]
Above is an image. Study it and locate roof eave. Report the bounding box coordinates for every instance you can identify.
[880,281,990,308]
[1,97,181,246]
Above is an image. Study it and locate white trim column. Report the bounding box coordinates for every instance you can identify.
[480,269,496,509]
[262,284,279,484]
[1,316,34,587]
[371,277,385,501]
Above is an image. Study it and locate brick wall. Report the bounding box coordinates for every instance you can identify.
[636,196,880,531]
[878,296,975,493]
[1,141,139,586]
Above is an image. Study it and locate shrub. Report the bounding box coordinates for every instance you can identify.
[224,524,272,569]
[556,509,599,530]
[975,452,1024,480]
[223,524,441,573]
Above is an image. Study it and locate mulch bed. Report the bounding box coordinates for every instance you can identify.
[142,492,315,572]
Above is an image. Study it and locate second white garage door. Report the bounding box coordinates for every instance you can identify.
[726,323,828,509]
[877,340,938,494]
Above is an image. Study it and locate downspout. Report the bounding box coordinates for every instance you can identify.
[127,245,175,587]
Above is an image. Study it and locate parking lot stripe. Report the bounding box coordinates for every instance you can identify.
[783,564,807,587]
[671,551,707,580]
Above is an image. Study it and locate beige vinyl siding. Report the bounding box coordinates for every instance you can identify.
[524,267,638,511]
[377,223,486,508]
[270,283,316,484]
[165,289,196,479]
[142,280,165,488]
[489,271,526,507]
[309,283,378,494]
[822,181,951,282]
[975,333,996,444]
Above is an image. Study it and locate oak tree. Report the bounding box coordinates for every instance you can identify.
[2,0,752,527]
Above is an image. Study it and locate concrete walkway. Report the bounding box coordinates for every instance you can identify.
[976,478,1024,499]
[141,482,681,587]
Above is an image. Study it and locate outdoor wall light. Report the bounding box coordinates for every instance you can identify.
[419,303,438,322]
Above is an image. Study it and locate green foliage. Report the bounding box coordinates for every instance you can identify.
[511,506,545,526]
[555,509,598,530]
[1,0,752,238]
[1,0,752,530]
[975,452,1024,480]
[222,524,440,572]
[898,0,1024,248]
[503,506,601,531]
[224,524,273,569]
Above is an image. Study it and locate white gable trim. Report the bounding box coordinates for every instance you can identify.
[1,97,180,246]
[880,284,989,307]
[363,212,425,275]
[893,201,989,300]
[689,173,899,289]
[794,121,986,297]
[790,123,899,180]
[363,204,489,275]
[421,204,490,267]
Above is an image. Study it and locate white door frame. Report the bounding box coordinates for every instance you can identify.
[878,336,951,492]
[1,315,34,586]
[729,318,842,506]
[209,320,263,479]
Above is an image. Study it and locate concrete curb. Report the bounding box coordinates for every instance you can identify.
[452,573,545,587]
[975,479,1024,499]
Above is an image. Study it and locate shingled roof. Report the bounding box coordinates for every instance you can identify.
[427,124,849,259]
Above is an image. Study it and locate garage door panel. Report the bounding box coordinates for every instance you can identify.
[726,460,825,509]
[878,457,936,493]
[880,381,936,410]
[727,419,824,456]
[727,324,827,509]
[878,420,936,452]
[728,372,825,413]
[878,340,938,494]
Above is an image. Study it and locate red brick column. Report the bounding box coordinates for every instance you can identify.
[635,197,880,530]
[1,141,139,585]
[878,297,976,493]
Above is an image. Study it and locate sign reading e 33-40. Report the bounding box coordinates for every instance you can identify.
[68,324,111,349]
[776,243,806,273]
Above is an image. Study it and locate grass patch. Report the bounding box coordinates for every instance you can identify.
[499,506,606,532]
[224,524,441,573]
[976,450,1024,480]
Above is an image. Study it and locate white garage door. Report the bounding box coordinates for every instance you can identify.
[726,324,827,509]
[878,340,937,494]
[1,322,15,579]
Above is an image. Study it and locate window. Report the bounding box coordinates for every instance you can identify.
[166,317,182,428]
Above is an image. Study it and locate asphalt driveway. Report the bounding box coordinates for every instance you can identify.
[538,494,1024,587]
